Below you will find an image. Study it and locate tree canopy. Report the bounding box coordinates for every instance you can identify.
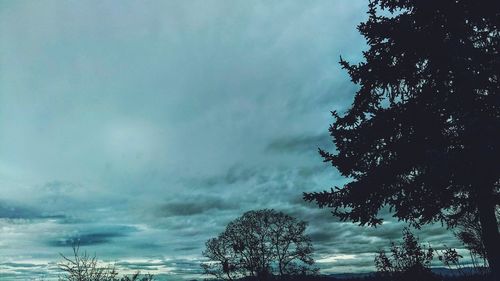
[201,209,317,281]
[303,0,499,277]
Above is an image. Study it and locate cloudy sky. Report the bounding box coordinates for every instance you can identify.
[0,1,465,280]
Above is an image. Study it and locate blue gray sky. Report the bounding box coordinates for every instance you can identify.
[1,1,464,280]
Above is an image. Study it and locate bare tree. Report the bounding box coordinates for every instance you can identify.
[58,243,154,281]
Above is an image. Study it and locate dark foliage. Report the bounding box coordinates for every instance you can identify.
[201,209,317,281]
[374,228,436,281]
[449,208,499,269]
[303,0,500,277]
[375,228,434,273]
[194,273,491,281]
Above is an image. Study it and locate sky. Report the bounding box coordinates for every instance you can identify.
[0,1,466,280]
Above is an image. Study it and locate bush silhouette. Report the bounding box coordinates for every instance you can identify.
[374,228,437,281]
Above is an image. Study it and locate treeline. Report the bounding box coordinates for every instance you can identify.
[46,209,494,281]
[200,209,493,281]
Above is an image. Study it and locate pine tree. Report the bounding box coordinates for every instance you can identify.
[304,0,499,277]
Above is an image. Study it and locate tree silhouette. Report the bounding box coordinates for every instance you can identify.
[451,208,499,268]
[303,0,499,277]
[58,243,154,281]
[201,210,317,281]
[374,228,436,281]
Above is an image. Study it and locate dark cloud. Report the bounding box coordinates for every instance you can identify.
[47,225,138,247]
[309,230,335,243]
[266,133,334,154]
[156,195,238,217]
[0,200,65,221]
[129,242,164,250]
[0,200,43,219]
[48,232,124,247]
[174,245,199,251]
[199,165,267,187]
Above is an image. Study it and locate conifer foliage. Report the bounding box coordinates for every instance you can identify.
[304,0,499,277]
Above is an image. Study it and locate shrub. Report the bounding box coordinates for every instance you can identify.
[374,228,437,281]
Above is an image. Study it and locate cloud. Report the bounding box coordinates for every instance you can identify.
[210,165,267,186]
[156,195,239,217]
[0,1,470,280]
[47,232,124,247]
[115,260,169,271]
[0,201,43,220]
[0,200,65,221]
[266,133,333,154]
[0,261,58,281]
[115,258,203,276]
[46,225,138,247]
[0,262,42,268]
[174,245,199,251]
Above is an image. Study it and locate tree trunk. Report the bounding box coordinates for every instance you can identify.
[477,193,500,281]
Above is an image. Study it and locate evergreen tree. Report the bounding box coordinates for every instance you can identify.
[304,0,499,277]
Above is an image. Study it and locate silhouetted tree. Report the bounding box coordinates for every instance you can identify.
[454,212,488,265]
[303,0,499,277]
[201,210,317,281]
[374,228,435,281]
[451,207,499,269]
[437,245,492,278]
[201,235,241,281]
[58,244,154,281]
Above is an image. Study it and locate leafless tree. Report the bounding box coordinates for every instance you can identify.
[58,243,154,281]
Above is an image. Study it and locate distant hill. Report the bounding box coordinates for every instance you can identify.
[328,272,374,279]
[430,267,489,276]
[194,268,490,281]
[327,267,489,279]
